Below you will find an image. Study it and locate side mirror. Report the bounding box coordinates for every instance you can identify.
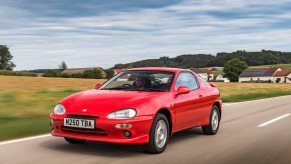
[175,86,190,96]
[209,83,217,87]
[95,83,101,89]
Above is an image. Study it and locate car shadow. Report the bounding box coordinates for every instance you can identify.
[40,127,203,157]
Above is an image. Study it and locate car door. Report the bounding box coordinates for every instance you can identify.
[173,72,203,131]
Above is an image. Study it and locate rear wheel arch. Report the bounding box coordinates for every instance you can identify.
[213,101,221,120]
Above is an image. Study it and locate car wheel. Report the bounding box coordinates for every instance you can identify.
[145,113,170,154]
[64,137,86,144]
[202,105,220,135]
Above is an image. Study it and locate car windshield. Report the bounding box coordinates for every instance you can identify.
[100,70,174,92]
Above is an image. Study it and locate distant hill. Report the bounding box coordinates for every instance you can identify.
[113,50,291,69]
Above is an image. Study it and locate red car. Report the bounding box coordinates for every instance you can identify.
[50,67,222,153]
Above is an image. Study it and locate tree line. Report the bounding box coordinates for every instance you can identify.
[113,50,291,69]
[1,44,291,81]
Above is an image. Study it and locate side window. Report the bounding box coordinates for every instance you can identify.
[175,72,199,90]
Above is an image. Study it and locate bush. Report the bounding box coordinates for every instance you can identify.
[43,70,61,77]
[0,70,37,77]
[42,69,104,79]
[82,69,102,79]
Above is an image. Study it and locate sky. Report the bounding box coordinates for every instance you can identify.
[1,0,291,70]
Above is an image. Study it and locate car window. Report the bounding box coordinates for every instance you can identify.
[100,71,174,92]
[175,72,199,90]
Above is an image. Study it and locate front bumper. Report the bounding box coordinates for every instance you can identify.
[50,113,154,144]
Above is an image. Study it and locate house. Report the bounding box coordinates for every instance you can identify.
[239,67,282,83]
[113,69,125,75]
[62,67,107,78]
[273,70,291,83]
[215,74,230,82]
[190,68,214,81]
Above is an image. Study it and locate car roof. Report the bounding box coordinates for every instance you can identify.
[126,67,190,73]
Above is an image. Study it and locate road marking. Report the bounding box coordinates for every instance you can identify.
[0,134,50,146]
[257,113,291,127]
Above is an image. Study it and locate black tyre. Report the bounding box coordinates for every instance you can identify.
[64,137,86,144]
[202,105,220,135]
[145,113,170,154]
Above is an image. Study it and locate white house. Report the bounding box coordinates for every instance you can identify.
[215,74,230,82]
[273,70,291,83]
[190,68,214,81]
[239,67,282,83]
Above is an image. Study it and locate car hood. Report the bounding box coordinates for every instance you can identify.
[61,89,164,115]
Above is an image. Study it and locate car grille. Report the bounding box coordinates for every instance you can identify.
[61,126,107,136]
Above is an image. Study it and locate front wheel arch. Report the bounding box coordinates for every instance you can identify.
[145,113,170,154]
[156,108,173,136]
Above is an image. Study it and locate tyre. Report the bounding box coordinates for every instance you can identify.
[202,105,220,135]
[145,113,170,154]
[64,137,86,144]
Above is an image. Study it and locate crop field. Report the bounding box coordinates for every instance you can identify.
[0,76,291,141]
[0,76,106,141]
[215,82,291,102]
[249,63,291,70]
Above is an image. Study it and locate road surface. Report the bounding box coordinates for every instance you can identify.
[1,95,291,164]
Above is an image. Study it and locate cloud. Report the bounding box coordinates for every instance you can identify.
[0,0,291,70]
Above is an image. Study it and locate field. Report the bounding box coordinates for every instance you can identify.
[1,76,291,141]
[215,82,291,102]
[0,76,106,141]
[249,63,291,70]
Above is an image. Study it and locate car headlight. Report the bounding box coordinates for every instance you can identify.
[54,104,66,115]
[107,108,136,119]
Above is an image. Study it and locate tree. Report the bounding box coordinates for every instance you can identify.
[59,61,67,70]
[82,69,103,79]
[0,45,16,70]
[105,69,114,79]
[223,58,248,82]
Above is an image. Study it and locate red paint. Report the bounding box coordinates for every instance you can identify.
[50,67,222,144]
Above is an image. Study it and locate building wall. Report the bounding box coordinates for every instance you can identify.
[288,74,291,83]
[216,74,230,82]
[239,76,273,83]
[208,74,214,81]
[273,73,291,83]
[216,74,224,81]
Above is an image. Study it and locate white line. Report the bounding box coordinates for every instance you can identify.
[257,113,291,128]
[0,134,51,146]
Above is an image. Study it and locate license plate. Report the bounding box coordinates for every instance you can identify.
[64,118,95,129]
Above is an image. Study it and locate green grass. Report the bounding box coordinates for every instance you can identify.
[222,91,291,102]
[0,117,50,141]
[0,89,80,141]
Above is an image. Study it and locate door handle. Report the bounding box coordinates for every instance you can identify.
[199,94,203,98]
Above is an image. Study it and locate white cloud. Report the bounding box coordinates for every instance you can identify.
[0,0,291,70]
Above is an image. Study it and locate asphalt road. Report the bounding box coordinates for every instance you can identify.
[1,95,291,164]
